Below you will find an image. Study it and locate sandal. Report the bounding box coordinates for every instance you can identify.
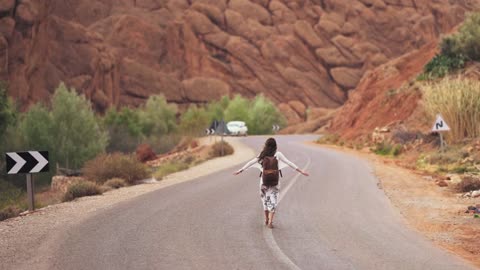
[267,223,274,229]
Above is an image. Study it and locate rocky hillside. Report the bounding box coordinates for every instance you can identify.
[0,0,477,119]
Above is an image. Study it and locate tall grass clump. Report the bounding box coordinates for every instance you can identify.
[63,181,103,202]
[422,77,480,141]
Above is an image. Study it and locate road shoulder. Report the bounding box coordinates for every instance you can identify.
[308,142,480,269]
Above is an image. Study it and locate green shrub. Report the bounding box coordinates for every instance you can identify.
[209,141,234,157]
[422,78,480,141]
[0,206,22,221]
[63,181,103,202]
[422,53,465,79]
[83,153,150,185]
[154,161,190,180]
[104,178,128,189]
[373,142,402,156]
[457,176,480,192]
[103,107,143,153]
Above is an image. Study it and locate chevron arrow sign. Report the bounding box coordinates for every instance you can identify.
[5,151,49,174]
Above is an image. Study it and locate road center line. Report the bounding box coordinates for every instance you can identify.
[262,152,312,270]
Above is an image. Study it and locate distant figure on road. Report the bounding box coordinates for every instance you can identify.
[233,138,309,228]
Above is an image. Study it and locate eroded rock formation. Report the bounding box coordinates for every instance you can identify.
[0,0,477,119]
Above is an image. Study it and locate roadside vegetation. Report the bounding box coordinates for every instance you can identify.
[422,78,480,142]
[1,79,270,220]
[419,12,480,80]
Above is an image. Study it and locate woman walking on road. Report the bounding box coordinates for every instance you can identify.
[233,138,309,228]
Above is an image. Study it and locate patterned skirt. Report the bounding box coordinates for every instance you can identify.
[260,184,279,212]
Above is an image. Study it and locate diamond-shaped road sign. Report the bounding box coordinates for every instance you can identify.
[5,151,49,174]
[431,115,450,132]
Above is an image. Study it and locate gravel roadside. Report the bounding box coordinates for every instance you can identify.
[0,137,254,270]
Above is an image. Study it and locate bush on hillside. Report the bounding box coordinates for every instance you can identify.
[83,153,150,185]
[421,12,480,79]
[63,181,103,202]
[422,77,480,141]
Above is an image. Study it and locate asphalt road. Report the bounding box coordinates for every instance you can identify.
[46,135,474,270]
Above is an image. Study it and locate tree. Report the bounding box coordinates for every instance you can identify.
[179,105,210,136]
[224,95,250,122]
[19,104,53,150]
[0,82,15,137]
[50,83,108,169]
[247,95,286,135]
[139,95,177,137]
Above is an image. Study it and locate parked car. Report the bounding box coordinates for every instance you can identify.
[226,121,248,136]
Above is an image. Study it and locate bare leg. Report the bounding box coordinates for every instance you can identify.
[267,211,275,228]
[264,210,269,225]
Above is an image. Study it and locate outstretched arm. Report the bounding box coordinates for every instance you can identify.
[277,152,309,176]
[233,157,258,175]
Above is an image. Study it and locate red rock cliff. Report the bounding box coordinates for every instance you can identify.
[0,0,477,116]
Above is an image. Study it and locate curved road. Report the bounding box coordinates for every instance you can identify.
[47,136,473,270]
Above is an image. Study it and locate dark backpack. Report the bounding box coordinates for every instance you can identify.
[262,156,280,186]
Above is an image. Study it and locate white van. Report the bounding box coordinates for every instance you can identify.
[226,121,248,136]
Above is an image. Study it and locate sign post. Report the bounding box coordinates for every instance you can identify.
[5,151,49,212]
[431,115,450,152]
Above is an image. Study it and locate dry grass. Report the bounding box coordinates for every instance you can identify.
[83,153,150,185]
[0,206,22,221]
[209,141,234,157]
[63,181,103,202]
[422,77,480,142]
[104,178,128,189]
[154,160,190,180]
[457,176,480,192]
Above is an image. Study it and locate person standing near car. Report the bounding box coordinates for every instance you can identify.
[233,138,309,228]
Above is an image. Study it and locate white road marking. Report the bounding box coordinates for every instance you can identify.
[263,153,312,270]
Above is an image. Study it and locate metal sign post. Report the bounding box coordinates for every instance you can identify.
[5,151,49,212]
[26,174,35,211]
[431,114,450,152]
[221,118,225,156]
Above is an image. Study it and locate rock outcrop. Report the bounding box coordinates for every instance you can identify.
[0,0,477,120]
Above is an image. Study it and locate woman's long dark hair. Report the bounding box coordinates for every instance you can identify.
[258,138,277,165]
